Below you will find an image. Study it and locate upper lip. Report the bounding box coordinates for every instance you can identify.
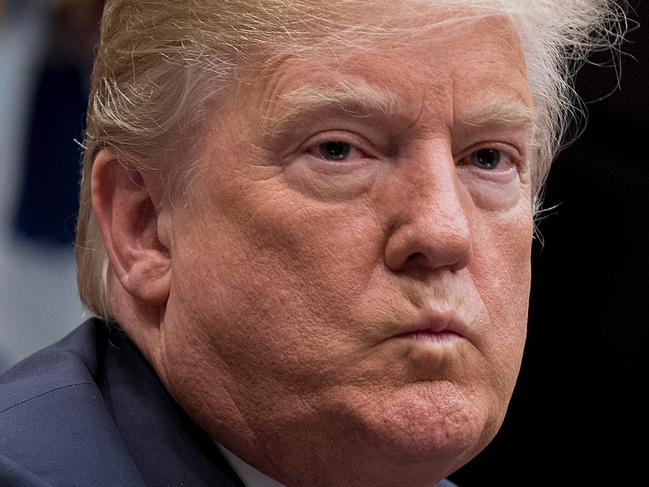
[392,312,468,339]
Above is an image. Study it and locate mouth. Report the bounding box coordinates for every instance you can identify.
[391,314,468,345]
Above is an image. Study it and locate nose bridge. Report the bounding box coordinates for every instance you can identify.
[384,140,473,273]
[407,143,471,239]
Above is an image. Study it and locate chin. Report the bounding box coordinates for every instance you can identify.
[306,380,502,487]
[352,380,502,472]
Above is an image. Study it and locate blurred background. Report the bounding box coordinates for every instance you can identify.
[0,0,103,372]
[0,0,647,485]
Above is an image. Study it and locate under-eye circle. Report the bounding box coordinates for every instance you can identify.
[319,141,352,161]
[470,148,502,170]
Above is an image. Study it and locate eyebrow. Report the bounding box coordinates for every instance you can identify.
[263,81,399,138]
[458,98,537,130]
[261,81,536,142]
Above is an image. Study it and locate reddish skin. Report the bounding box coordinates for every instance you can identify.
[93,10,535,487]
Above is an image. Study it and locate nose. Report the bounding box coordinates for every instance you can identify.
[383,143,473,275]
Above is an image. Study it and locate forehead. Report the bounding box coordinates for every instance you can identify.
[231,11,532,133]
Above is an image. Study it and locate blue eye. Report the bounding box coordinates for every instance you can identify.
[470,148,502,170]
[319,141,352,161]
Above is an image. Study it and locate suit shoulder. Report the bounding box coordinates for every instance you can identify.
[0,319,145,486]
[0,319,104,416]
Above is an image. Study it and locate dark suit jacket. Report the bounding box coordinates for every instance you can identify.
[0,319,458,487]
[0,319,244,486]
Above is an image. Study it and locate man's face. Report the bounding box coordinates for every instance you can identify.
[157,10,534,486]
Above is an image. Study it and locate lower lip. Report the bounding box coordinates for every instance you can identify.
[394,331,463,345]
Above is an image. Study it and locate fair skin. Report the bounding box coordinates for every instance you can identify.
[93,10,534,487]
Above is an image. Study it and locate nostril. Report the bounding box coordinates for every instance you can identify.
[405,252,428,266]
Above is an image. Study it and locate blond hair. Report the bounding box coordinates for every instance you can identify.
[76,0,625,318]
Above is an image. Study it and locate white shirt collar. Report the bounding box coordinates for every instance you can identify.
[216,442,287,487]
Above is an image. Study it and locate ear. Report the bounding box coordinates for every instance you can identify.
[91,150,171,308]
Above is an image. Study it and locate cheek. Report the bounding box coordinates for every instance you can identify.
[169,192,384,380]
[246,202,387,361]
[471,207,533,389]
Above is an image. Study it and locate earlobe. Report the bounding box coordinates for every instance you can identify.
[91,150,171,309]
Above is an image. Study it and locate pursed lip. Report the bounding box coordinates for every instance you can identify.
[390,312,469,341]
